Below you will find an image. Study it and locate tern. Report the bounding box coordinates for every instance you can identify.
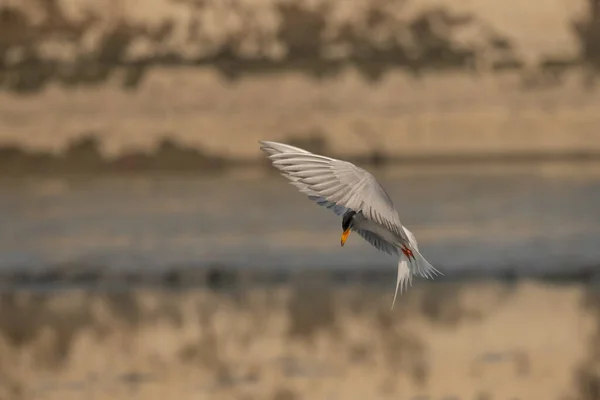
[259,141,442,308]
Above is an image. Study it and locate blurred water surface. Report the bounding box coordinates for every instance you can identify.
[2,162,600,276]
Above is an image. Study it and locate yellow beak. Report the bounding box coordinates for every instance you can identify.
[341,228,351,246]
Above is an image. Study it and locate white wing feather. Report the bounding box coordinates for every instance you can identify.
[259,141,408,241]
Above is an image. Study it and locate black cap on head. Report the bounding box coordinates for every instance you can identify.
[342,210,356,231]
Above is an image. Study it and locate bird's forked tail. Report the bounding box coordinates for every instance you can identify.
[391,256,411,309]
[391,240,443,309]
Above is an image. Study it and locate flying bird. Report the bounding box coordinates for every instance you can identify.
[259,140,442,309]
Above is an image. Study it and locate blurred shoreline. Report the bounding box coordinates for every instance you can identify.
[2,124,600,176]
[1,264,600,293]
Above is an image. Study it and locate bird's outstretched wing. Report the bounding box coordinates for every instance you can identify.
[259,140,408,241]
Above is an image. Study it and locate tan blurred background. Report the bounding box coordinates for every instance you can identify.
[1,0,600,399]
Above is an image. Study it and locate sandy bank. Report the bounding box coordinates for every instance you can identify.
[2,69,600,175]
[0,281,598,399]
[1,0,599,170]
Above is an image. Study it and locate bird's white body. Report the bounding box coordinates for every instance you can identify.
[259,140,442,308]
[353,212,401,245]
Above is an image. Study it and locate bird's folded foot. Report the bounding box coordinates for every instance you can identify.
[401,245,416,261]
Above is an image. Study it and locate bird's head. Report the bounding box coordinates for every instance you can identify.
[341,210,356,246]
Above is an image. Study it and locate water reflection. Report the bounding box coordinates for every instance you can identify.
[2,162,600,275]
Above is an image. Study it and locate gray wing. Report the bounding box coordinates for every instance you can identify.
[259,140,408,240]
[355,229,399,256]
[260,141,349,216]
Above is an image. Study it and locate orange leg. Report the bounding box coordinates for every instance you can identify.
[401,245,416,261]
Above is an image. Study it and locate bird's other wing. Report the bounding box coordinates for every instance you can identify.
[259,140,407,239]
[355,229,399,256]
